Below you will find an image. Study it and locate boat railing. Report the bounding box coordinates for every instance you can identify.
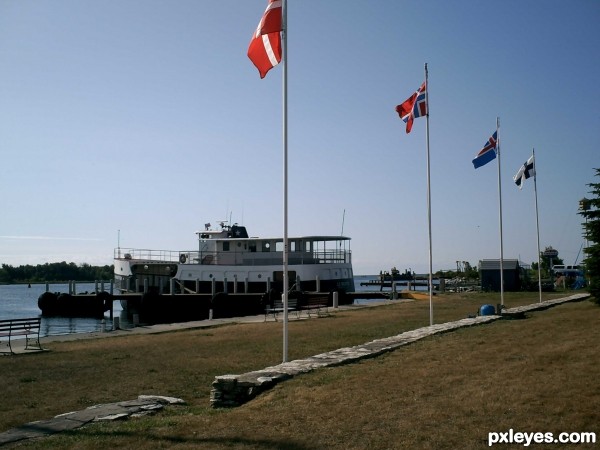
[202,249,351,266]
[317,249,352,264]
[114,248,193,262]
[115,248,351,265]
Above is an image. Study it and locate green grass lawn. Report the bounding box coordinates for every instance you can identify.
[2,291,598,449]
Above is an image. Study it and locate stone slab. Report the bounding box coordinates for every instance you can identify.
[0,395,184,446]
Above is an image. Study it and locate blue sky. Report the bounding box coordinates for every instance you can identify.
[0,1,598,275]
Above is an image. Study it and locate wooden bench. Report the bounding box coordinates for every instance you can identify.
[0,317,43,355]
[264,298,299,322]
[299,296,329,318]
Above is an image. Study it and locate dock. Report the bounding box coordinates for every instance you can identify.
[37,284,388,322]
[359,280,432,289]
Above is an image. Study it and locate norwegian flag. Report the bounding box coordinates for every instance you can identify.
[395,82,427,133]
[247,0,282,79]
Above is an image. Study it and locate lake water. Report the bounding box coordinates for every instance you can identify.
[0,276,389,338]
[0,283,127,337]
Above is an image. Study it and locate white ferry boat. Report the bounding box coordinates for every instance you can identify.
[113,223,355,317]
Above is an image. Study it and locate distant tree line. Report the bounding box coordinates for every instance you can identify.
[435,261,479,280]
[0,262,113,284]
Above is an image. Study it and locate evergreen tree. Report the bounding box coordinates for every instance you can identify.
[580,168,600,303]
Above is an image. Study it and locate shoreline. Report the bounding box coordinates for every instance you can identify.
[37,299,399,344]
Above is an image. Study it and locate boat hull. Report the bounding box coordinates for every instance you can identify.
[118,289,351,323]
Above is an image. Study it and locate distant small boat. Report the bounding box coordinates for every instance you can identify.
[360,268,417,290]
[379,267,415,281]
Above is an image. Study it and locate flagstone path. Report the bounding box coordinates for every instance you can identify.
[210,293,590,407]
[0,396,184,446]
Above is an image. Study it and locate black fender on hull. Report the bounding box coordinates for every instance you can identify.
[38,291,111,317]
[37,291,58,312]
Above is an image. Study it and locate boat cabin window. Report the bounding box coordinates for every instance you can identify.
[223,242,230,251]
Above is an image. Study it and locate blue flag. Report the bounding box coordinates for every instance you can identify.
[472,131,498,169]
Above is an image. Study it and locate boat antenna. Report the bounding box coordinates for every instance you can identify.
[341,209,346,235]
[574,242,584,265]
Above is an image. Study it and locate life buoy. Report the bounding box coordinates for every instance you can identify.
[179,254,187,263]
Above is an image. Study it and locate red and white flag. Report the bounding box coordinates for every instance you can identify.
[248,0,282,78]
[395,82,427,133]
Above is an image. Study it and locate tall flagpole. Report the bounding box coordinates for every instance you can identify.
[424,63,433,326]
[532,148,542,303]
[496,117,505,306]
[281,0,289,363]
